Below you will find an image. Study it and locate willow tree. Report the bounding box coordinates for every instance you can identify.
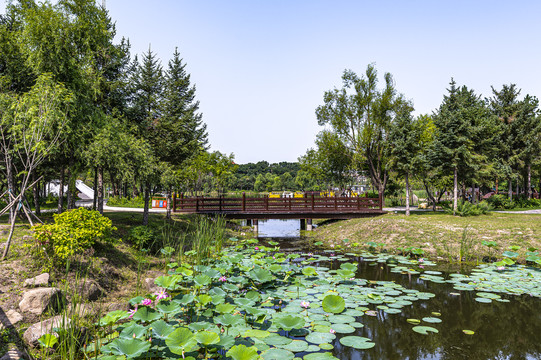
[315,64,409,202]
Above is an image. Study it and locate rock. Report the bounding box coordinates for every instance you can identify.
[18,288,65,316]
[144,278,162,293]
[23,315,70,347]
[76,279,104,301]
[0,349,27,360]
[23,273,49,288]
[0,310,23,330]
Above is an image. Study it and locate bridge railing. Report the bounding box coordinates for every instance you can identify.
[173,193,382,213]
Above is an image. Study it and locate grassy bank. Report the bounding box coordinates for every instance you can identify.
[312,212,541,262]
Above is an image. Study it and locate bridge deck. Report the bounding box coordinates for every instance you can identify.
[173,194,385,219]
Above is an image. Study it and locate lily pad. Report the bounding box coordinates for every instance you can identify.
[412,326,439,335]
[339,335,375,349]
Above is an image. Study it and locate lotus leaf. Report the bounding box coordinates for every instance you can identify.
[283,339,309,352]
[412,326,439,335]
[156,301,181,314]
[99,310,129,326]
[214,313,243,327]
[305,331,336,345]
[215,303,236,314]
[151,320,174,339]
[109,338,151,358]
[195,331,220,346]
[188,321,211,331]
[319,343,333,350]
[273,314,305,331]
[422,317,442,323]
[165,327,197,355]
[339,335,375,349]
[155,275,181,290]
[322,294,345,314]
[249,267,273,283]
[264,334,293,345]
[119,322,146,339]
[194,274,211,287]
[261,348,295,359]
[226,344,260,360]
[132,307,161,323]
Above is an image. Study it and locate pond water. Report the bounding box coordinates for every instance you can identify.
[258,220,541,360]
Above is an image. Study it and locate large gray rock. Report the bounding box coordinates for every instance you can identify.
[23,315,70,347]
[0,310,23,330]
[18,288,64,316]
[76,279,104,301]
[23,273,49,288]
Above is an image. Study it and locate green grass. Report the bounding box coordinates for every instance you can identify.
[313,212,541,263]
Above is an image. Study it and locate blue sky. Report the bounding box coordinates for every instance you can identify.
[3,1,541,163]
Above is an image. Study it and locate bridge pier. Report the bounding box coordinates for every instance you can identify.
[300,218,306,230]
[246,219,252,227]
[252,219,259,234]
[306,218,313,231]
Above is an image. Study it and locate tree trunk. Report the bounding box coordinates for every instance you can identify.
[405,173,410,216]
[6,159,15,223]
[508,177,513,201]
[471,183,476,204]
[1,205,20,261]
[143,183,150,226]
[166,187,172,220]
[516,181,519,200]
[58,167,65,213]
[527,164,532,199]
[453,167,458,215]
[32,173,40,216]
[97,167,104,214]
[93,167,98,210]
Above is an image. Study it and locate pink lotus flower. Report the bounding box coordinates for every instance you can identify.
[128,307,137,318]
[142,298,152,306]
[219,276,227,282]
[329,329,336,334]
[419,258,424,263]
[419,265,425,269]
[300,301,310,309]
[255,247,259,250]
[497,266,505,271]
[154,290,169,301]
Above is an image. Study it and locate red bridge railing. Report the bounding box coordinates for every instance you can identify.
[173,193,382,214]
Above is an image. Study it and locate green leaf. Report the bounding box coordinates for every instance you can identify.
[339,335,375,349]
[195,331,220,346]
[273,314,305,331]
[109,338,151,358]
[412,326,439,335]
[165,327,197,355]
[38,334,58,348]
[226,344,260,360]
[132,307,161,323]
[322,294,345,314]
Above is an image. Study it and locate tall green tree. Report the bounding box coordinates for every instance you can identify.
[315,64,408,202]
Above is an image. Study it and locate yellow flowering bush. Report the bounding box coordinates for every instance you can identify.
[33,207,116,264]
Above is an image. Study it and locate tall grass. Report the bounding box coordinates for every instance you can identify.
[190,216,226,266]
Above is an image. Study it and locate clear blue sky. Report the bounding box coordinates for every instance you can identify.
[3,1,541,164]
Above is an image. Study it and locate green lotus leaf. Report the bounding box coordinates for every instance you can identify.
[217,334,235,348]
[99,310,129,327]
[132,307,161,323]
[214,313,243,327]
[330,323,355,333]
[197,294,213,306]
[263,334,293,345]
[175,294,195,305]
[283,339,309,352]
[412,326,439,335]
[339,335,375,349]
[196,331,220,346]
[502,251,519,258]
[407,319,421,325]
[109,338,151,358]
[273,314,305,331]
[475,297,492,303]
[244,329,270,338]
[340,263,357,272]
[215,303,236,314]
[165,327,197,355]
[269,264,283,273]
[322,294,345,314]
[151,320,174,339]
[303,351,339,359]
[223,283,239,292]
[319,343,333,350]
[302,267,318,276]
[188,321,211,332]
[156,300,181,314]
[249,267,273,283]
[463,329,475,335]
[336,269,355,279]
[155,275,181,290]
[422,317,442,323]
[38,334,58,348]
[226,344,260,360]
[245,290,261,301]
[305,331,336,345]
[119,322,147,339]
[194,274,211,287]
[261,348,295,359]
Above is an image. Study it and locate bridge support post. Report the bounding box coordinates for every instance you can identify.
[306,218,313,231]
[246,219,252,227]
[253,219,259,234]
[300,218,306,230]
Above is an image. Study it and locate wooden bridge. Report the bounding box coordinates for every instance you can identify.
[173,193,385,226]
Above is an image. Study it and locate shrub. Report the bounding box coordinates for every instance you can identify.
[129,225,156,249]
[107,195,145,208]
[445,200,492,216]
[486,194,513,209]
[32,208,116,265]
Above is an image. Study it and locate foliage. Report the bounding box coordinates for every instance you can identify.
[129,225,156,249]
[444,200,492,217]
[107,195,146,208]
[32,208,116,265]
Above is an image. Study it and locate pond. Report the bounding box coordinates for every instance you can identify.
[257,220,541,360]
[89,221,541,360]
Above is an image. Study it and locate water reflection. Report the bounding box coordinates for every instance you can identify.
[260,237,541,360]
[256,219,301,238]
